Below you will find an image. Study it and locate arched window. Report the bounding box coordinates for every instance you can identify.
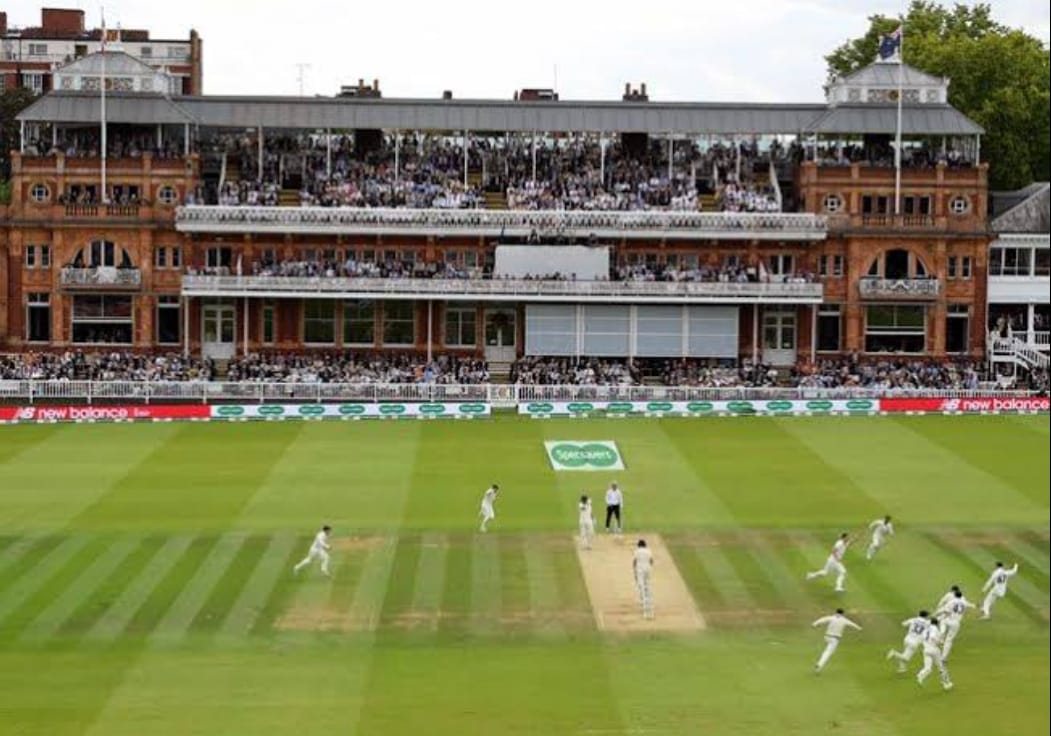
[866,248,930,280]
[70,241,134,269]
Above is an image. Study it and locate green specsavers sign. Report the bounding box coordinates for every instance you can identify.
[544,441,625,471]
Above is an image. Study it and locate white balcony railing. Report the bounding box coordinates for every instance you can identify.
[60,267,142,289]
[180,275,825,303]
[858,277,941,300]
[175,206,828,241]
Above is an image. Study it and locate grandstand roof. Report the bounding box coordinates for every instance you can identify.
[17,91,983,136]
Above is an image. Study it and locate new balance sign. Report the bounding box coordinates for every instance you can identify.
[544,441,625,471]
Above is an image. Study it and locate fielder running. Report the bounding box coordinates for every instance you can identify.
[936,590,976,659]
[812,608,862,672]
[865,515,894,560]
[293,525,332,577]
[886,610,930,673]
[578,494,595,550]
[806,533,850,592]
[633,539,654,619]
[980,561,1019,619]
[915,616,953,690]
[935,584,963,614]
[479,484,499,533]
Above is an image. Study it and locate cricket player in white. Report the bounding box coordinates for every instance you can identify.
[479,484,499,533]
[915,616,953,690]
[812,608,861,672]
[980,561,1019,619]
[886,610,930,673]
[806,533,850,592]
[935,584,963,614]
[293,525,332,577]
[865,515,894,560]
[936,590,976,659]
[633,539,654,619]
[578,494,595,550]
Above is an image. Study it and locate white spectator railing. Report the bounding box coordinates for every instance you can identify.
[858,277,941,299]
[0,380,1035,404]
[175,206,828,241]
[181,275,824,303]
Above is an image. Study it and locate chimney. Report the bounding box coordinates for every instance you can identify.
[41,8,85,35]
[624,83,630,96]
[442,90,453,100]
[373,78,379,91]
[0,12,7,36]
[640,82,647,97]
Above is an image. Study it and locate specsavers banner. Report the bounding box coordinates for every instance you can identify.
[209,402,490,420]
[544,441,626,471]
[519,399,879,417]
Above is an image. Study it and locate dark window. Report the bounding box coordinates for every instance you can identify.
[946,305,969,353]
[343,301,375,345]
[155,247,168,269]
[884,249,910,279]
[382,301,415,345]
[817,305,841,352]
[445,304,477,347]
[947,256,957,279]
[262,301,275,345]
[27,293,51,342]
[157,296,180,344]
[303,301,336,344]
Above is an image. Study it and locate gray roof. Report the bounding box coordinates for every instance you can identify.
[991,183,1050,233]
[837,62,947,87]
[805,105,983,135]
[18,91,981,136]
[16,93,196,126]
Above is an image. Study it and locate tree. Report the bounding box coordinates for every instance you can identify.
[826,1,1050,190]
[1,86,39,183]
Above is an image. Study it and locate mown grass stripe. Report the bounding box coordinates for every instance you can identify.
[524,537,567,637]
[249,535,308,635]
[189,535,271,635]
[438,536,472,634]
[1018,530,1050,567]
[550,537,591,613]
[0,535,62,596]
[996,537,1051,596]
[346,535,398,633]
[470,534,502,634]
[219,534,296,638]
[122,535,219,638]
[747,532,815,612]
[499,534,532,615]
[19,536,142,643]
[0,536,19,557]
[923,531,1046,627]
[86,536,194,641]
[663,537,726,609]
[325,539,372,616]
[722,535,791,614]
[57,536,166,639]
[692,536,757,611]
[982,542,1050,599]
[379,534,422,624]
[148,534,246,644]
[0,535,112,643]
[403,533,447,633]
[0,535,95,633]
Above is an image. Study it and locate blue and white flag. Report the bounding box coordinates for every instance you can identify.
[878,26,903,61]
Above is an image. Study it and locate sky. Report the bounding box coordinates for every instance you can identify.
[6,0,1049,101]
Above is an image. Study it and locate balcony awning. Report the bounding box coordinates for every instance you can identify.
[16,93,197,126]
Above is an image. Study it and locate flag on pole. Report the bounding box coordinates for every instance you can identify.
[878,26,902,62]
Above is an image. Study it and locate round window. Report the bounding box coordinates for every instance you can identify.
[157,185,178,206]
[822,194,844,213]
[29,183,51,203]
[948,196,970,215]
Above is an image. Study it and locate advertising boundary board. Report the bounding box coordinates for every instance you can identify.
[0,403,490,424]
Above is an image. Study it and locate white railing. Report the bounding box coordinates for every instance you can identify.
[60,267,143,288]
[858,277,941,299]
[989,337,1050,370]
[175,206,828,241]
[180,275,824,303]
[0,380,1036,404]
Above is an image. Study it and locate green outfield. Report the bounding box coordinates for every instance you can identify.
[0,414,1047,735]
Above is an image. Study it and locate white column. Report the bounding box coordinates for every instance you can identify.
[183,296,190,358]
[975,135,981,165]
[600,135,606,185]
[531,132,538,182]
[184,124,190,157]
[463,129,469,188]
[257,126,264,181]
[156,124,162,150]
[575,304,584,360]
[667,135,673,180]
[628,305,638,361]
[243,298,249,357]
[325,128,332,179]
[1028,303,1036,345]
[52,124,59,149]
[394,131,401,182]
[426,301,433,363]
[681,305,689,359]
[752,305,759,364]
[19,121,25,153]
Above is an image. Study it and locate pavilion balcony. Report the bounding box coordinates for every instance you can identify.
[858,277,940,300]
[174,206,828,242]
[60,267,143,290]
[180,275,825,304]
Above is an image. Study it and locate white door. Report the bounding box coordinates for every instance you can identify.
[202,303,236,360]
[484,308,517,363]
[762,310,797,365]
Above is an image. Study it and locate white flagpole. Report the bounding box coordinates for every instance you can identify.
[101,6,108,205]
[894,25,904,216]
